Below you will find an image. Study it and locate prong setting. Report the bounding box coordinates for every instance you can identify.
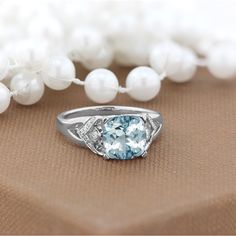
[74,114,161,160]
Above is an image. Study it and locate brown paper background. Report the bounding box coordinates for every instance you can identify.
[0,65,236,234]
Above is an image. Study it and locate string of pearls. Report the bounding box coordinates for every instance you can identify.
[1,0,236,114]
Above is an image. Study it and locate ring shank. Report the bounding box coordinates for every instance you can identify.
[61,106,162,119]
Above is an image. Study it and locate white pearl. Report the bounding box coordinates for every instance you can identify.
[207,44,236,79]
[106,14,138,37]
[114,36,151,66]
[11,40,48,71]
[150,42,197,82]
[81,44,114,70]
[84,69,119,104]
[0,54,10,81]
[69,27,105,61]
[109,16,153,66]
[169,48,197,82]
[42,56,75,90]
[27,16,63,42]
[126,66,161,102]
[10,72,44,105]
[0,83,11,113]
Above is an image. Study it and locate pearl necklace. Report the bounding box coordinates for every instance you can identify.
[0,0,236,113]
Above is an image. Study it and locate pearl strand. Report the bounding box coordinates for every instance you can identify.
[1,0,236,113]
[1,39,236,113]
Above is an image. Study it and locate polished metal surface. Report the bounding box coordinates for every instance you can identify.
[57,106,163,160]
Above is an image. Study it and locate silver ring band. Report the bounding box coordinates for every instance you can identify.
[57,106,163,160]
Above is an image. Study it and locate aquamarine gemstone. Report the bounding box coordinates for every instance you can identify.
[102,116,148,160]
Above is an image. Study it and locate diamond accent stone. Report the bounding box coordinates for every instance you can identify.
[75,117,98,153]
[88,128,100,141]
[102,115,150,160]
[77,117,96,137]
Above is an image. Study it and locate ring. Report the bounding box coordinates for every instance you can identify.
[56,106,163,160]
